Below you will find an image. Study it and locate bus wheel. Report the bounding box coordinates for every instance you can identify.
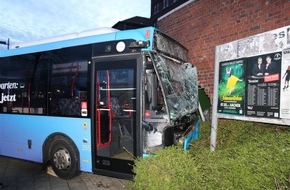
[49,136,80,179]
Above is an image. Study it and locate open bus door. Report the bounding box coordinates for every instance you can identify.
[91,53,142,178]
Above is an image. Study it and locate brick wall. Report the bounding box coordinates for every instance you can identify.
[157,0,290,102]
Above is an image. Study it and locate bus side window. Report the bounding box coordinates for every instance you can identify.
[0,54,48,115]
[48,45,91,117]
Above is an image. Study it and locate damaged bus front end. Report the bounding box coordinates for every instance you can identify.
[142,30,200,155]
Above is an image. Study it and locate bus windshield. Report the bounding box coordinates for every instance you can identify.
[152,31,198,122]
[152,53,198,121]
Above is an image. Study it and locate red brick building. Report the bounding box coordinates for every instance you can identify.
[153,0,290,101]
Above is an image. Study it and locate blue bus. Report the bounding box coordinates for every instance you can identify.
[0,27,199,179]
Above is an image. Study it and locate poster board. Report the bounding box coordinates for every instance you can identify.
[211,25,290,151]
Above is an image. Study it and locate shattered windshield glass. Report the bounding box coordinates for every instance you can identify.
[152,53,199,121]
[151,30,199,121]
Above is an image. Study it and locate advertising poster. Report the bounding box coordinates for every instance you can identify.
[259,27,288,54]
[237,36,260,58]
[245,52,282,118]
[280,49,290,118]
[219,41,238,62]
[218,59,246,115]
[216,25,290,127]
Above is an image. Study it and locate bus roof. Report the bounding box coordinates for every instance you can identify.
[0,27,156,57]
[12,27,119,49]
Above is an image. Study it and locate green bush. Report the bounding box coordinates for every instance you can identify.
[130,120,290,190]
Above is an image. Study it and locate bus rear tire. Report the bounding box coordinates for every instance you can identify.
[49,136,80,180]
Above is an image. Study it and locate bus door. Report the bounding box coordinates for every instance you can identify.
[91,54,141,178]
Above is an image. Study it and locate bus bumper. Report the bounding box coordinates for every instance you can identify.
[182,119,201,151]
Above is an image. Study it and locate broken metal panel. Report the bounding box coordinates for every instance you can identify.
[153,31,188,62]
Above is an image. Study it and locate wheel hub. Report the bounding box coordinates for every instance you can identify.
[53,148,71,170]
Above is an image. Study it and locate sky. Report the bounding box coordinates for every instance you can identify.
[0,0,150,50]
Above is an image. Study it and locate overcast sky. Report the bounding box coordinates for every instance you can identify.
[0,0,150,50]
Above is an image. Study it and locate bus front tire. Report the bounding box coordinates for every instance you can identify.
[49,136,80,180]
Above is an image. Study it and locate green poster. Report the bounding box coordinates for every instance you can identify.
[218,59,246,115]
